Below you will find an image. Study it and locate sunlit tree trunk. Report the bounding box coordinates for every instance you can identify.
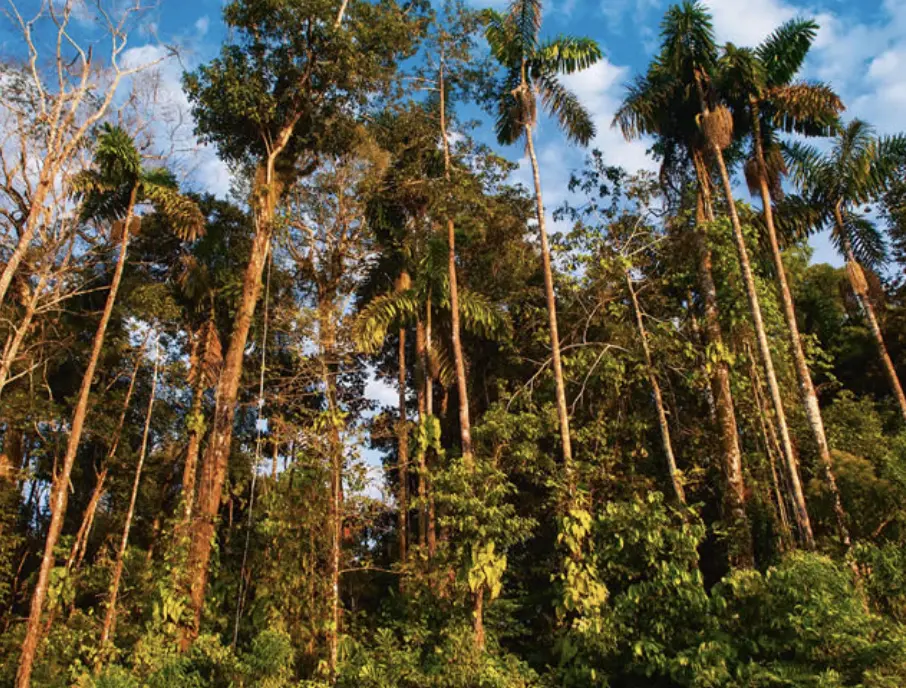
[182,157,282,646]
[690,159,753,569]
[625,271,685,504]
[525,123,574,495]
[752,108,851,547]
[703,121,814,549]
[17,187,137,688]
[318,295,343,686]
[97,343,160,659]
[415,319,428,549]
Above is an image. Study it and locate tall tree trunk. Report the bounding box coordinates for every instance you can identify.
[749,349,794,551]
[752,112,851,547]
[690,160,753,569]
[705,134,814,549]
[440,57,481,645]
[182,175,275,647]
[16,189,136,688]
[625,272,685,504]
[439,57,474,468]
[397,323,409,563]
[318,297,342,686]
[837,209,906,424]
[181,335,206,525]
[424,294,437,558]
[97,342,160,657]
[524,123,574,495]
[415,319,428,550]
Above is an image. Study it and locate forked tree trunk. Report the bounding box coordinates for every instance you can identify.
[625,272,685,504]
[837,211,906,424]
[752,114,851,547]
[0,181,51,308]
[690,161,753,569]
[0,267,51,399]
[525,123,574,496]
[705,133,815,550]
[97,343,160,659]
[17,189,136,688]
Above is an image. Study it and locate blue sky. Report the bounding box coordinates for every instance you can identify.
[4,1,904,261]
[87,0,906,268]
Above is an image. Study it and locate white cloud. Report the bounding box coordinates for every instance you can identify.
[704,0,794,47]
[561,59,656,174]
[120,44,232,199]
[195,16,210,37]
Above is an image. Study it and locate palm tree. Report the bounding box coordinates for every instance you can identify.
[654,1,815,550]
[16,124,203,687]
[718,21,854,547]
[484,0,601,494]
[785,119,906,423]
[614,6,755,566]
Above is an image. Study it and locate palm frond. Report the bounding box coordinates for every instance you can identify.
[535,69,595,145]
[756,18,818,86]
[837,211,887,270]
[353,288,420,354]
[658,1,717,77]
[495,66,528,146]
[865,134,906,202]
[142,183,206,241]
[442,287,511,342]
[781,139,830,194]
[767,82,842,136]
[534,36,602,76]
[511,0,543,54]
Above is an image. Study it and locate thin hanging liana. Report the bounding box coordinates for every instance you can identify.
[232,242,273,648]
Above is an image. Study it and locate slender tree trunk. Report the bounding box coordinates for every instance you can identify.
[182,181,274,647]
[181,332,207,525]
[424,294,437,557]
[318,297,342,686]
[17,189,136,688]
[749,350,794,551]
[415,319,428,549]
[706,137,815,549]
[525,124,574,495]
[439,57,474,468]
[397,324,409,563]
[690,163,753,569]
[752,116,851,547]
[836,209,906,424]
[626,272,685,504]
[97,343,160,658]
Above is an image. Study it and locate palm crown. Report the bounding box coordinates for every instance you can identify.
[484,0,602,145]
[784,119,906,268]
[72,124,205,242]
[717,20,842,198]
